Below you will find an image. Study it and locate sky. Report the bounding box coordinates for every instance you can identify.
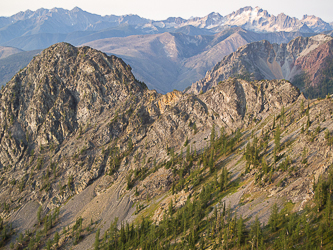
[1,0,333,22]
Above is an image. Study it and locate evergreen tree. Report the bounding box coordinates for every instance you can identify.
[186,144,190,162]
[127,137,133,151]
[46,239,52,250]
[274,125,281,152]
[237,215,245,246]
[306,112,311,128]
[325,195,331,226]
[169,199,173,216]
[315,177,327,212]
[54,231,59,248]
[209,149,214,173]
[317,223,324,248]
[250,215,261,250]
[94,228,100,250]
[210,124,215,146]
[37,206,42,225]
[268,203,279,232]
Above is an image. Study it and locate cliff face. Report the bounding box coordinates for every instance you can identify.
[186,34,333,95]
[1,42,333,249]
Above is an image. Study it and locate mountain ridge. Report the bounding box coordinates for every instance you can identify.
[0,6,331,49]
[1,42,333,249]
[84,28,316,93]
[186,34,333,97]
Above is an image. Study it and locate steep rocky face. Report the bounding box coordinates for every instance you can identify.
[186,34,333,95]
[0,43,146,167]
[2,42,333,249]
[293,39,333,89]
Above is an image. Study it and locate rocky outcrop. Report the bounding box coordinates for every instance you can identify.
[198,78,300,128]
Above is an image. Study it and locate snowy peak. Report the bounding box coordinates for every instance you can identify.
[0,6,331,47]
[152,6,331,33]
[301,14,332,33]
[222,7,309,33]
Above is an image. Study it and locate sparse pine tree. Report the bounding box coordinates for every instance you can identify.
[46,239,52,250]
[237,215,245,246]
[317,223,324,248]
[186,144,190,162]
[54,231,60,248]
[169,199,173,216]
[37,206,42,225]
[210,124,215,145]
[325,196,331,226]
[94,228,100,250]
[274,125,281,152]
[268,203,278,232]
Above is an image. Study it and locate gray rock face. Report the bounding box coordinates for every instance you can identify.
[186,34,333,94]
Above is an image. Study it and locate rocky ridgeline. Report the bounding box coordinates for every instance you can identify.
[0,42,333,249]
[186,34,333,95]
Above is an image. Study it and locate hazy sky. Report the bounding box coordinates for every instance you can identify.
[1,0,333,22]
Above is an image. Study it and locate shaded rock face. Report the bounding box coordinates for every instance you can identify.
[186,34,333,95]
[0,43,146,167]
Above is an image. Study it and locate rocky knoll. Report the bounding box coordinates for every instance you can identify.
[0,42,333,249]
[186,34,333,96]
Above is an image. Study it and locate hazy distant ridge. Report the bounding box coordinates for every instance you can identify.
[0,6,331,50]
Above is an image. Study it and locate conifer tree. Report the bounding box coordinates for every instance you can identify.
[250,215,262,250]
[210,124,215,146]
[317,223,324,248]
[209,149,214,173]
[315,177,326,212]
[268,203,279,232]
[37,206,42,225]
[274,125,281,152]
[54,231,59,248]
[237,215,245,246]
[94,228,100,250]
[326,195,331,226]
[46,239,52,250]
[186,144,190,162]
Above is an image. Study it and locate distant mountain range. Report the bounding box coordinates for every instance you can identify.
[84,28,315,93]
[0,49,41,86]
[0,6,332,51]
[0,6,332,93]
[0,46,22,59]
[186,34,333,98]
